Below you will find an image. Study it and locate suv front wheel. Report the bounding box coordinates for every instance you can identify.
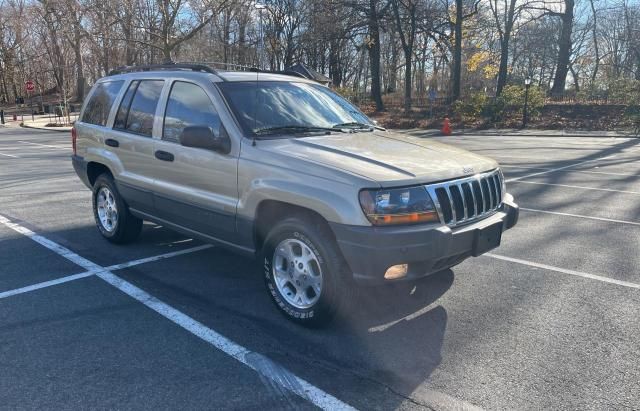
[92,173,143,244]
[262,217,351,326]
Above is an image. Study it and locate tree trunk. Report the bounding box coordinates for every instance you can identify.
[73,25,85,101]
[496,36,510,96]
[163,45,172,63]
[589,0,599,86]
[391,0,416,111]
[389,29,398,92]
[569,64,579,92]
[238,23,246,65]
[550,0,575,97]
[0,69,8,103]
[452,0,463,101]
[368,0,384,111]
[495,0,517,96]
[329,40,342,87]
[404,52,412,111]
[122,13,135,66]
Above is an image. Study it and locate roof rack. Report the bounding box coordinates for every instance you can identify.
[199,61,259,72]
[108,63,221,77]
[248,67,308,79]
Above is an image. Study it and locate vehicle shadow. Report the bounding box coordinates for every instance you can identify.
[330,272,452,391]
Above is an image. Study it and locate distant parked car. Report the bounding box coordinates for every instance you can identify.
[71,63,519,326]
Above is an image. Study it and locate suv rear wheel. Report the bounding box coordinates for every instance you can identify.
[262,217,351,326]
[92,173,142,244]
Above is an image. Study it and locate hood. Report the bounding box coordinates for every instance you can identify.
[258,130,498,187]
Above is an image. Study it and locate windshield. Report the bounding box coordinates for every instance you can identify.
[217,81,374,136]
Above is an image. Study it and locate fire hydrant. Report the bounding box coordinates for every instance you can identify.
[441,117,452,136]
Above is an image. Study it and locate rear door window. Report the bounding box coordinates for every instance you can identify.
[114,81,138,130]
[81,81,124,126]
[163,81,221,144]
[114,80,164,137]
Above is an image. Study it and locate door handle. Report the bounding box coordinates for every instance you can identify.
[105,138,119,147]
[155,150,174,162]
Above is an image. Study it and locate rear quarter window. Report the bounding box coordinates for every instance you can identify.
[81,81,124,126]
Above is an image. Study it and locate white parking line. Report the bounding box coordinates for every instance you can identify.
[521,208,640,226]
[501,164,639,177]
[18,141,69,150]
[104,244,213,271]
[97,270,355,410]
[511,180,640,195]
[0,213,355,411]
[0,245,214,301]
[486,253,640,289]
[0,271,97,300]
[505,156,615,182]
[0,151,19,158]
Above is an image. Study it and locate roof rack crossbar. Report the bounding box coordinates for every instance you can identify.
[108,63,221,77]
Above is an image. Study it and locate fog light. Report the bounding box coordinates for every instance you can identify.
[384,264,408,280]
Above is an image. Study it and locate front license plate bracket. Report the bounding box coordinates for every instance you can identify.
[472,221,503,256]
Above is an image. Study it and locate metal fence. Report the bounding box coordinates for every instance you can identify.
[0,102,80,126]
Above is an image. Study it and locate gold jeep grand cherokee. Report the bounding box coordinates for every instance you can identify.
[72,63,519,326]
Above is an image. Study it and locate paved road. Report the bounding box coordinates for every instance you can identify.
[1,126,638,410]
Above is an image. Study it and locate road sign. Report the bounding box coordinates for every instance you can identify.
[25,80,35,92]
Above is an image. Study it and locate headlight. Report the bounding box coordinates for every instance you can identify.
[359,186,440,226]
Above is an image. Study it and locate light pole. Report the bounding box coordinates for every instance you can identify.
[522,76,532,128]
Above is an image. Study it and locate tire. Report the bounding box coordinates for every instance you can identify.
[92,173,142,244]
[262,216,352,327]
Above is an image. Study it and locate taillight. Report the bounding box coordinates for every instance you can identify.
[71,127,77,155]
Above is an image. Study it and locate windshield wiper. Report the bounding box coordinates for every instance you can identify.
[254,125,338,136]
[332,122,382,131]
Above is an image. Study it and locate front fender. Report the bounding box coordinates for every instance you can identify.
[239,178,368,226]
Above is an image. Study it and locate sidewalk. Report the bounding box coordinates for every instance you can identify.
[400,128,638,138]
[22,113,76,132]
[0,112,75,132]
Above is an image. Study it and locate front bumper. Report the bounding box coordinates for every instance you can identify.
[330,193,519,285]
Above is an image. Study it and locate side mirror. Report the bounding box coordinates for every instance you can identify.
[180,125,231,154]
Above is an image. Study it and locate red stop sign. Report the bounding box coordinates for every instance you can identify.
[25,81,35,92]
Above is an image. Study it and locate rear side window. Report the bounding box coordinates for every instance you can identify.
[114,80,164,137]
[81,81,124,126]
[163,81,221,144]
[114,81,138,129]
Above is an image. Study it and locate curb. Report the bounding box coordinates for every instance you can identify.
[463,133,636,138]
[400,129,638,138]
[20,123,71,133]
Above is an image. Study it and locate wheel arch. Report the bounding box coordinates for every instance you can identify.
[253,200,338,253]
[87,162,113,187]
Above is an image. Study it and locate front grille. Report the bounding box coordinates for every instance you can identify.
[426,169,504,226]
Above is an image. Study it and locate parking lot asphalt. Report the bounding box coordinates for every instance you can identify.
[1,126,639,410]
